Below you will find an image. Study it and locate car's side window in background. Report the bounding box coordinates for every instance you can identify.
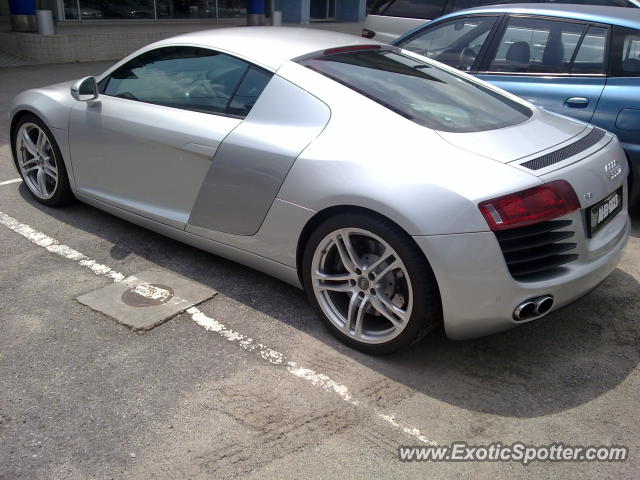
[382,0,447,20]
[103,47,270,116]
[488,17,588,74]
[571,26,607,74]
[444,0,502,12]
[369,0,393,14]
[399,16,497,71]
[610,26,640,77]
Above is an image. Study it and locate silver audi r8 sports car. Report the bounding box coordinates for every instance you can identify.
[9,28,631,353]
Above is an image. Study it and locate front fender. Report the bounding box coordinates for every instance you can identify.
[9,83,77,186]
[9,82,76,131]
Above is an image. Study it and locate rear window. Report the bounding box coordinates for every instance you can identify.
[298,47,532,133]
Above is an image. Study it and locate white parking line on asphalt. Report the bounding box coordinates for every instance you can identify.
[0,208,436,445]
[0,210,125,282]
[189,305,436,444]
[189,305,358,405]
[0,178,22,186]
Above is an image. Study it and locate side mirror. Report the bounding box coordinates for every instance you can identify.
[71,76,98,102]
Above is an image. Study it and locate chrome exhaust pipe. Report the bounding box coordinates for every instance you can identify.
[513,295,554,321]
[533,295,554,316]
[513,301,536,321]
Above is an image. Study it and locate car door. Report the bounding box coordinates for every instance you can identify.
[477,15,608,124]
[595,25,640,204]
[396,14,501,72]
[69,46,267,229]
[594,26,640,154]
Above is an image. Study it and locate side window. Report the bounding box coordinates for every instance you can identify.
[571,26,607,74]
[103,46,270,116]
[370,0,393,14]
[610,26,640,77]
[382,0,447,20]
[488,17,587,74]
[227,67,273,116]
[398,16,497,71]
[445,0,505,13]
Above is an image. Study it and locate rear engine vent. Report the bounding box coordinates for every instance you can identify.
[521,128,606,171]
[495,220,578,281]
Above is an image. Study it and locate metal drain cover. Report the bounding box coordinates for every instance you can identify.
[122,283,174,307]
[76,269,216,331]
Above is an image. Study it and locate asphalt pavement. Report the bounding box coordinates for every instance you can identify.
[1,61,639,480]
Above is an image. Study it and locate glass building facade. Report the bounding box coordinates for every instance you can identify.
[62,0,248,20]
[1,0,363,24]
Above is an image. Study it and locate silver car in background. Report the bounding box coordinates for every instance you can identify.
[9,28,630,354]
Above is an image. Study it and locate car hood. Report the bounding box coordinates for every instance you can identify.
[434,108,588,165]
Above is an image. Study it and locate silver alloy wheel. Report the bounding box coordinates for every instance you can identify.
[16,123,58,200]
[311,228,413,344]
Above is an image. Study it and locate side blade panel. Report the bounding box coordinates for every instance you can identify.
[187,75,330,236]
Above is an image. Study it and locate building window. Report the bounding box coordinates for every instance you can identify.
[62,0,248,21]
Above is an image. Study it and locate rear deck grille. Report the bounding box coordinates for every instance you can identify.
[521,128,606,170]
[495,220,578,281]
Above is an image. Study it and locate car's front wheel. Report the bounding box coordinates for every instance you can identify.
[12,114,73,206]
[303,212,441,354]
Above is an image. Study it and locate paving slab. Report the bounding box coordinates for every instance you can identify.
[76,269,216,331]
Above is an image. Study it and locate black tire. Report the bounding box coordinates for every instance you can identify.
[11,113,74,207]
[302,212,442,355]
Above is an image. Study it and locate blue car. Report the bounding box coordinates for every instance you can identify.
[393,4,640,206]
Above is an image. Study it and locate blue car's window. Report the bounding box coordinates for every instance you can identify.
[571,26,607,74]
[103,47,272,116]
[611,27,640,76]
[489,17,589,74]
[622,33,640,74]
[299,48,532,133]
[397,16,497,71]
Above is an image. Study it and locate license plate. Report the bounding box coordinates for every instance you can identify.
[588,187,623,237]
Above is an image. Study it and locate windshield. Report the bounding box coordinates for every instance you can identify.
[298,47,533,133]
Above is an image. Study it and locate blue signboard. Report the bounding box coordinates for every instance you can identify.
[247,0,265,15]
[9,0,36,15]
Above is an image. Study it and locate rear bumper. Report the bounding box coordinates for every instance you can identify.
[413,206,630,340]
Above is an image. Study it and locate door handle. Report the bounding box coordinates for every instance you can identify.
[565,97,589,108]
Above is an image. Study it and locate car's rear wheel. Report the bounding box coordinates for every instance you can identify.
[303,212,441,354]
[12,114,73,206]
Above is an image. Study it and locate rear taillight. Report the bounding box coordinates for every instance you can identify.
[478,180,581,231]
[361,29,376,39]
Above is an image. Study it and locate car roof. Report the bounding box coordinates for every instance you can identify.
[434,3,640,30]
[152,27,383,71]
